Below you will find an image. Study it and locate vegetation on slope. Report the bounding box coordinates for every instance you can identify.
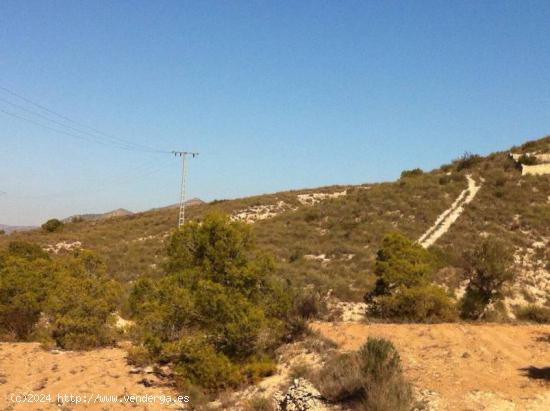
[127,213,312,391]
[0,136,548,304]
[0,241,120,349]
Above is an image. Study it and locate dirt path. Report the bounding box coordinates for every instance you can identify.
[0,343,182,410]
[418,174,482,248]
[312,322,550,410]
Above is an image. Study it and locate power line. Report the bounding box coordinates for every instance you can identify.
[0,85,171,154]
[0,108,150,152]
[8,158,173,200]
[0,98,154,153]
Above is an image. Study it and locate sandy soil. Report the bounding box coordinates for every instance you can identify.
[312,322,550,410]
[0,343,184,410]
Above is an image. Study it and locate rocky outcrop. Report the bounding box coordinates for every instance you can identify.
[297,191,347,206]
[274,379,329,411]
[231,201,296,224]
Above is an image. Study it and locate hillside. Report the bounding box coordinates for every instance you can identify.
[0,224,36,234]
[62,208,134,223]
[1,136,549,309]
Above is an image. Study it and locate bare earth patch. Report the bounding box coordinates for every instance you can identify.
[0,343,182,410]
[312,322,550,410]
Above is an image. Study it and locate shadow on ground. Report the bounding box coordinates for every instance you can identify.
[520,366,550,381]
[535,333,550,343]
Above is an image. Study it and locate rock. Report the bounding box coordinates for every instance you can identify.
[275,378,328,411]
[138,377,155,387]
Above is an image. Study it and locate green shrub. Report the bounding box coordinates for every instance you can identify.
[372,285,457,322]
[163,335,239,389]
[244,395,275,411]
[44,251,121,350]
[7,241,49,261]
[460,238,515,320]
[371,233,433,293]
[316,338,413,411]
[292,288,327,320]
[242,356,277,382]
[517,154,538,166]
[0,245,121,348]
[130,212,294,391]
[41,218,63,233]
[400,168,423,178]
[516,305,550,323]
[0,255,50,340]
[288,361,313,381]
[365,233,456,322]
[358,338,413,411]
[438,175,451,185]
[316,352,364,402]
[456,152,482,171]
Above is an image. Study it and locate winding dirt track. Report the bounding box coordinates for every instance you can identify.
[313,322,550,410]
[418,174,481,248]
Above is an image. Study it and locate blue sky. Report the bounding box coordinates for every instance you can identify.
[1,1,550,225]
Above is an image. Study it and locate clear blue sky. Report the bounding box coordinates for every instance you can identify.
[1,1,550,225]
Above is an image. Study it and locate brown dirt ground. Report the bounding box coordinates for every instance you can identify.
[0,343,184,411]
[312,322,550,410]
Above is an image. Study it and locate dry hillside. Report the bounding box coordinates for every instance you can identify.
[2,137,548,309]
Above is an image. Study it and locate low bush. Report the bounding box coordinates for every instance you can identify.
[316,352,364,402]
[41,218,63,233]
[456,152,482,171]
[316,338,413,411]
[516,305,550,323]
[0,244,121,349]
[517,154,538,166]
[244,395,275,411]
[400,168,423,178]
[460,237,515,320]
[372,285,457,322]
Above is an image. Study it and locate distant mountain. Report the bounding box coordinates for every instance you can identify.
[0,224,36,234]
[63,208,134,223]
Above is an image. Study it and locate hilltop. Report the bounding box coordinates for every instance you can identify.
[62,208,134,223]
[1,136,549,311]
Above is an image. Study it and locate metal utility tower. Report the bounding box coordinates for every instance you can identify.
[173,151,199,228]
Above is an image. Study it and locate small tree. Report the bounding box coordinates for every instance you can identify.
[460,238,515,320]
[130,212,292,389]
[366,233,433,300]
[365,233,456,322]
[42,218,63,233]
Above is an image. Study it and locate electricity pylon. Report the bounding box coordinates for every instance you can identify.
[173,151,198,228]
